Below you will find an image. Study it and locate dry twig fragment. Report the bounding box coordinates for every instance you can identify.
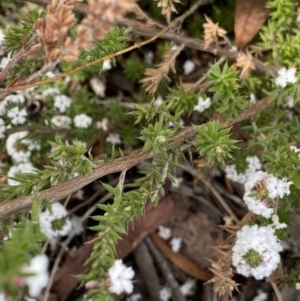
[140,44,184,94]
[203,15,227,49]
[156,0,181,22]
[236,51,256,79]
[206,256,240,297]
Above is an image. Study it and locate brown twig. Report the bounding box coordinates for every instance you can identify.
[0,34,38,83]
[133,241,161,301]
[0,95,273,219]
[145,236,186,301]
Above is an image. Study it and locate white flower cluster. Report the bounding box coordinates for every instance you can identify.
[21,255,49,297]
[0,255,48,300]
[5,131,40,185]
[157,225,182,252]
[42,89,94,129]
[73,113,92,129]
[106,133,121,145]
[0,94,27,125]
[232,225,282,279]
[225,155,262,185]
[193,96,211,113]
[51,115,71,128]
[225,156,291,218]
[244,171,291,218]
[108,259,135,295]
[227,156,289,280]
[39,202,72,239]
[275,67,297,88]
[54,94,72,113]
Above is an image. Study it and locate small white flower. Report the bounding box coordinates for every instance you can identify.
[0,118,6,138]
[223,215,234,226]
[54,94,72,113]
[22,255,49,297]
[51,115,71,128]
[286,96,295,108]
[154,95,163,106]
[246,156,262,172]
[266,175,292,199]
[0,52,11,70]
[271,214,287,230]
[96,118,108,131]
[160,286,171,301]
[127,293,142,301]
[45,71,56,78]
[224,164,246,184]
[158,225,172,240]
[0,29,5,47]
[74,114,92,128]
[243,193,274,218]
[90,77,106,97]
[0,292,7,301]
[252,290,268,301]
[106,133,121,145]
[180,279,196,296]
[70,215,84,235]
[42,88,60,97]
[108,260,135,295]
[103,59,112,70]
[171,177,183,188]
[194,96,211,113]
[7,162,36,186]
[232,224,282,280]
[7,107,27,125]
[170,237,182,253]
[296,282,300,290]
[0,94,25,115]
[275,67,297,88]
[39,202,72,239]
[225,156,262,186]
[244,170,268,192]
[6,131,31,163]
[183,60,195,75]
[250,93,257,104]
[243,171,274,218]
[169,119,184,128]
[144,51,154,65]
[4,94,25,104]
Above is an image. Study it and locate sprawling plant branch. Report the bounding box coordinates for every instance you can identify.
[0,96,273,219]
[0,0,277,96]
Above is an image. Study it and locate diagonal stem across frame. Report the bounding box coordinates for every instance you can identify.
[0,96,273,219]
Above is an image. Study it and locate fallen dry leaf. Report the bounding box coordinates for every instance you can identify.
[151,231,212,281]
[234,0,270,49]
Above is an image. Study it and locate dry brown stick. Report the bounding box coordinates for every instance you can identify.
[0,34,38,83]
[133,241,161,301]
[0,96,273,220]
[145,236,186,301]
